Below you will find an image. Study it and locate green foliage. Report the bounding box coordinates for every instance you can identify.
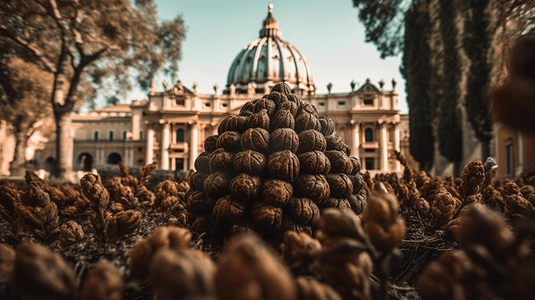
[352,0,408,58]
[0,0,186,178]
[437,0,463,162]
[463,0,493,148]
[401,2,434,169]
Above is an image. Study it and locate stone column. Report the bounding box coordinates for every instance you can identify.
[161,123,170,169]
[379,123,388,171]
[96,147,105,165]
[189,122,199,170]
[517,132,524,176]
[146,128,154,164]
[394,124,401,172]
[351,121,360,160]
[125,146,134,166]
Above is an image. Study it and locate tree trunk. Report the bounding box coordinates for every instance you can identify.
[9,126,29,177]
[54,111,74,182]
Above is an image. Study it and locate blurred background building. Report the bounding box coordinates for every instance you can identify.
[30,5,413,178]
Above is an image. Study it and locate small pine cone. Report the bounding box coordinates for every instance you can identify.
[349,156,361,174]
[149,248,216,300]
[261,178,293,207]
[297,129,327,153]
[230,173,262,204]
[319,116,335,136]
[282,218,313,235]
[216,131,242,152]
[215,233,296,300]
[266,150,300,183]
[241,128,270,154]
[460,160,485,199]
[278,99,299,116]
[129,226,192,279]
[362,187,406,251]
[269,128,299,153]
[294,174,330,204]
[326,173,353,199]
[286,197,320,226]
[186,190,216,215]
[254,99,276,117]
[195,151,211,173]
[265,91,288,106]
[416,259,461,300]
[0,184,20,222]
[505,194,535,217]
[80,173,110,219]
[105,210,142,240]
[10,242,77,300]
[60,205,78,217]
[298,101,319,118]
[295,112,321,133]
[80,261,124,300]
[203,171,233,200]
[191,214,212,234]
[316,208,367,244]
[325,134,351,156]
[158,195,181,212]
[17,182,59,237]
[24,170,45,187]
[204,135,219,152]
[457,204,521,258]
[320,198,352,210]
[271,83,292,95]
[212,195,246,225]
[239,101,255,117]
[189,171,209,191]
[347,193,366,215]
[251,202,283,231]
[295,277,343,300]
[0,244,15,279]
[324,150,353,174]
[109,202,125,213]
[233,150,266,176]
[138,162,157,187]
[298,151,331,175]
[222,115,249,133]
[282,231,321,267]
[248,108,271,130]
[416,198,431,215]
[432,191,457,225]
[209,148,235,173]
[106,178,139,209]
[270,108,295,131]
[136,185,155,208]
[59,220,84,245]
[314,239,373,296]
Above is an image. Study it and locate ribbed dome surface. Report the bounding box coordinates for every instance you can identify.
[226,4,315,96]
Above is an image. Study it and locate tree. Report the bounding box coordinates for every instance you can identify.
[0,58,54,176]
[0,0,186,181]
[401,2,434,170]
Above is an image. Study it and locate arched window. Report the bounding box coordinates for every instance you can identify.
[365,128,374,142]
[107,153,122,165]
[176,129,185,143]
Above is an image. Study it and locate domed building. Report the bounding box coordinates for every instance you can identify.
[226,4,315,96]
[31,5,415,180]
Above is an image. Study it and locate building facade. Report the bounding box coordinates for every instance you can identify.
[34,5,413,177]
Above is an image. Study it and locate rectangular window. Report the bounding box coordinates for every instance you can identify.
[364,99,374,106]
[338,101,346,108]
[506,144,514,176]
[175,158,185,171]
[204,102,211,107]
[139,130,143,140]
[122,130,128,140]
[318,102,325,109]
[222,103,228,108]
[365,157,375,170]
[93,130,99,141]
[109,130,115,141]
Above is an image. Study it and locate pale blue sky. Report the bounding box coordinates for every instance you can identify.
[130,0,408,113]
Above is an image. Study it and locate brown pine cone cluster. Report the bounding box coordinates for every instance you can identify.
[187,82,367,240]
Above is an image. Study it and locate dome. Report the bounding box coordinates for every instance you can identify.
[226,4,316,96]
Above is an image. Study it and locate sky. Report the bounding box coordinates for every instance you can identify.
[129,0,408,113]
